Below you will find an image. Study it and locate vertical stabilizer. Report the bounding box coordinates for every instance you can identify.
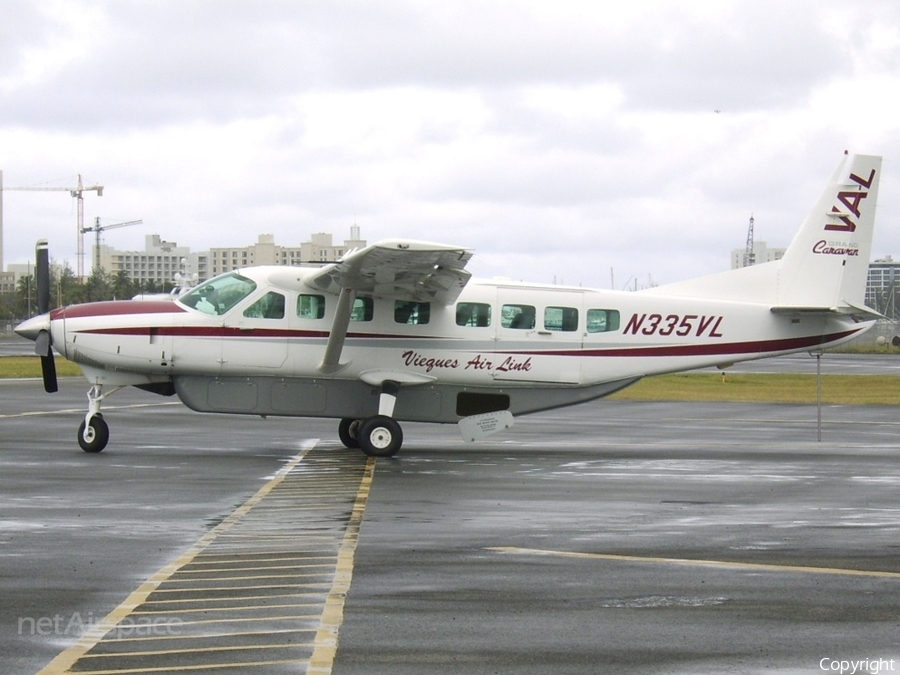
[776,153,882,311]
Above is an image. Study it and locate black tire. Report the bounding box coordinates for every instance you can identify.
[338,418,362,449]
[77,415,109,453]
[358,415,403,457]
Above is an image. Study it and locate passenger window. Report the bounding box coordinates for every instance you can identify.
[587,309,621,333]
[502,304,536,329]
[395,301,430,325]
[243,291,285,319]
[456,302,491,327]
[297,294,326,320]
[350,297,374,322]
[544,306,578,332]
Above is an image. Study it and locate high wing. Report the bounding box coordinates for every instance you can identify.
[306,239,473,304]
[306,239,474,374]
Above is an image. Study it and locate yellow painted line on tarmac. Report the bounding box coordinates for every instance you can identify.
[488,546,900,579]
[308,452,375,675]
[36,441,376,675]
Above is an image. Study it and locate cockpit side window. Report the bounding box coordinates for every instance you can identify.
[179,273,257,316]
[243,292,286,319]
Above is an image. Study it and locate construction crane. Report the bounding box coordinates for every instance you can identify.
[3,174,104,279]
[83,217,142,273]
[742,214,756,267]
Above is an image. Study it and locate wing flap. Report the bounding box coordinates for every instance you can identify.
[307,239,473,304]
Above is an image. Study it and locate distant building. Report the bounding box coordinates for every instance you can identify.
[730,241,786,269]
[100,235,208,289]
[208,227,366,277]
[866,257,900,319]
[0,270,14,293]
[3,264,34,293]
[90,226,366,288]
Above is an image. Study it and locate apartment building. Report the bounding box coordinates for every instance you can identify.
[99,235,207,288]
[208,227,366,276]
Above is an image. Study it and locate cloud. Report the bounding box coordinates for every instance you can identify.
[2,0,899,289]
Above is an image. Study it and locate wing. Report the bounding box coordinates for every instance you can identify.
[308,239,473,374]
[306,239,473,304]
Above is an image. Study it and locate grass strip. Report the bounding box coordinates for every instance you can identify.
[611,372,900,405]
[0,356,83,378]
[3,356,899,405]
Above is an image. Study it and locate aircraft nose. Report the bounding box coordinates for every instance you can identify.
[14,313,51,342]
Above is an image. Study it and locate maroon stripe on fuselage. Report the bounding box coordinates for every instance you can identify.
[73,328,444,339]
[67,326,863,360]
[79,326,331,339]
[507,328,862,358]
[57,300,187,319]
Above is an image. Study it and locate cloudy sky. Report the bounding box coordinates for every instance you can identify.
[2,0,899,289]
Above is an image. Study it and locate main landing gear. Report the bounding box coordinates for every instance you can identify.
[338,381,404,458]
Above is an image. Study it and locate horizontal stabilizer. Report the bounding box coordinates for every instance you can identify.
[770,301,883,321]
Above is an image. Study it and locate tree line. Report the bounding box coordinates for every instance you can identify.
[1,262,174,323]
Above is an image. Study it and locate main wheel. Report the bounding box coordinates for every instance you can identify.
[338,418,362,449]
[358,415,403,458]
[77,415,109,453]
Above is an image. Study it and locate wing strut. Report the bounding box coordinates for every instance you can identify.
[319,287,356,374]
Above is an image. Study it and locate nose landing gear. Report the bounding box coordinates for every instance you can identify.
[77,384,121,453]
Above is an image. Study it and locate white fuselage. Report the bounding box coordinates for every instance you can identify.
[48,266,870,424]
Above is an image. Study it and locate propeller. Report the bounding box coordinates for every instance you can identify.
[34,240,58,393]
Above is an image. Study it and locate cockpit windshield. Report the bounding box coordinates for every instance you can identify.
[178,273,257,316]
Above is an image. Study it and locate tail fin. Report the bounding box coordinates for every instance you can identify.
[775,152,882,313]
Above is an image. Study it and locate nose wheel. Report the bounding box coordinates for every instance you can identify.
[78,414,109,453]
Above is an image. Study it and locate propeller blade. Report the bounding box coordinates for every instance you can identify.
[35,329,58,392]
[34,329,51,356]
[40,353,58,393]
[36,239,50,315]
[33,238,58,394]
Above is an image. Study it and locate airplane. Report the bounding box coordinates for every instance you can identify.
[15,151,883,457]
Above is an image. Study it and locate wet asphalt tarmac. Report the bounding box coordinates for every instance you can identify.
[2,374,900,674]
